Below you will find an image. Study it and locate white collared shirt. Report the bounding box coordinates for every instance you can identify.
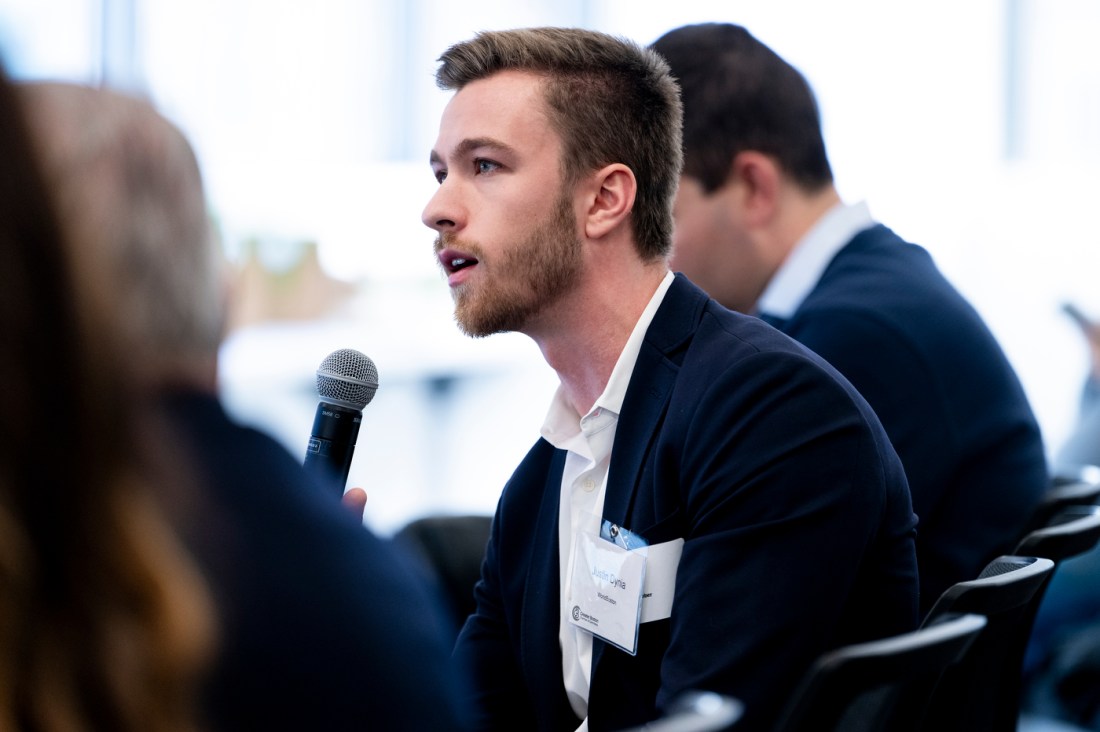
[755,201,875,320]
[540,270,675,729]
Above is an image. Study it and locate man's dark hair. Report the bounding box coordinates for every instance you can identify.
[651,22,833,194]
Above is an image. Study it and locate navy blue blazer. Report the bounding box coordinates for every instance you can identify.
[454,274,919,732]
[775,225,1048,613]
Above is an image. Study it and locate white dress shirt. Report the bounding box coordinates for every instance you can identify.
[539,270,675,730]
[755,200,875,320]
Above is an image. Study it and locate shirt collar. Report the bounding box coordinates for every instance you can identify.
[541,270,675,455]
[756,201,874,320]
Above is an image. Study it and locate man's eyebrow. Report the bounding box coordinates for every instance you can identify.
[430,137,517,166]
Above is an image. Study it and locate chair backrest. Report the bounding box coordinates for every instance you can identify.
[1050,463,1100,488]
[919,555,1056,732]
[619,692,742,732]
[1023,475,1100,535]
[1015,504,1100,562]
[392,514,492,634]
[772,613,987,732]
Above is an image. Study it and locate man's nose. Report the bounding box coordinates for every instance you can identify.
[422,181,461,233]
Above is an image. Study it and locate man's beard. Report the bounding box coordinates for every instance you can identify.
[438,190,582,338]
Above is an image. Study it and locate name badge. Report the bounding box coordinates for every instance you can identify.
[639,537,684,623]
[567,522,647,655]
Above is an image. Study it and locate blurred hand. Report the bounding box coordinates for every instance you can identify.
[342,486,367,523]
[1064,303,1100,381]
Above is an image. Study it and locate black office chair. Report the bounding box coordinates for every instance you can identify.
[392,513,492,635]
[1016,504,1100,561]
[1015,504,1100,721]
[1050,463,1100,488]
[617,691,743,732]
[772,613,987,732]
[1024,472,1100,536]
[918,555,1055,732]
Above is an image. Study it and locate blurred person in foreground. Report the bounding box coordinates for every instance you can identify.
[423,27,918,731]
[652,22,1049,614]
[19,80,468,731]
[0,64,212,732]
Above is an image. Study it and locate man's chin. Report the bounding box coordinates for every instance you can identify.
[454,299,528,339]
[455,310,505,338]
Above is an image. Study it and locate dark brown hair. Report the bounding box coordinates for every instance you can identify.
[652,22,834,194]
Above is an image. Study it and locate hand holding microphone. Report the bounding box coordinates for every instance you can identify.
[303,348,379,498]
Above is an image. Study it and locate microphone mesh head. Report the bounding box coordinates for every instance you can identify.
[315,348,379,410]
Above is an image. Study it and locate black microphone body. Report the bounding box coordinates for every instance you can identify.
[304,400,362,494]
[303,348,379,497]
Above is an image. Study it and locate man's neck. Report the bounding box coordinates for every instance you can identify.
[532,262,668,416]
[770,184,842,263]
[750,183,842,310]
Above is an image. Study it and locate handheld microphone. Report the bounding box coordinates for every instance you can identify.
[303,348,379,497]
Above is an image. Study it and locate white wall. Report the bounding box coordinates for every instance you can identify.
[3,0,1098,532]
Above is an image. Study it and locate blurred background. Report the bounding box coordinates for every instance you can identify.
[2,0,1097,535]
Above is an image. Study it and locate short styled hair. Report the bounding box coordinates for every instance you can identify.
[436,27,683,261]
[651,22,833,194]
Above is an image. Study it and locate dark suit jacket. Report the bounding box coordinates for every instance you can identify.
[775,225,1048,613]
[453,274,919,732]
[162,391,469,731]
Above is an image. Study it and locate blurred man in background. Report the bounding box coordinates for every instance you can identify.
[652,22,1049,613]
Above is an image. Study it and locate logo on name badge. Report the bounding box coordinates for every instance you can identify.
[571,604,599,627]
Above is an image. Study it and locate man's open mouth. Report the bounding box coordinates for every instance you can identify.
[439,248,480,275]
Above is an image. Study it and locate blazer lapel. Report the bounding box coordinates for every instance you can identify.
[601,274,702,527]
[592,274,704,670]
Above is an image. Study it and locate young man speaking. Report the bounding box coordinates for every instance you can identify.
[422,27,918,731]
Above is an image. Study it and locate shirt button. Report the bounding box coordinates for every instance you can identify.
[582,478,596,492]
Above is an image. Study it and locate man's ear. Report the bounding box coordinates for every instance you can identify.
[730,151,781,227]
[583,163,637,240]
